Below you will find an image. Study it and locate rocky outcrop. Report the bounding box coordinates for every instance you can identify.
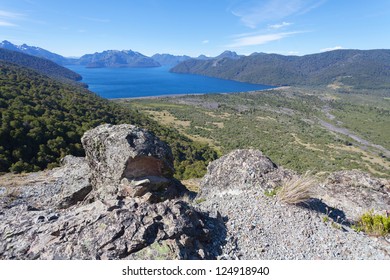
[0,124,224,260]
[81,124,179,201]
[1,198,224,260]
[0,155,91,211]
[316,170,390,221]
[1,127,389,260]
[196,149,390,259]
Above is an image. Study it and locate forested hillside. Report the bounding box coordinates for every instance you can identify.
[0,61,217,178]
[0,48,81,82]
[171,49,390,89]
[0,40,69,65]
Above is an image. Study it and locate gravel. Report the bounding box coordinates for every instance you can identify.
[196,186,390,259]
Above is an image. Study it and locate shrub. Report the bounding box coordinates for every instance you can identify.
[276,171,316,205]
[353,211,390,236]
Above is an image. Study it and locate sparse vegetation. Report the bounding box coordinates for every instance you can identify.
[194,198,206,204]
[353,211,390,236]
[276,172,316,205]
[264,187,280,197]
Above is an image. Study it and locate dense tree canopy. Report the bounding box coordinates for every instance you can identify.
[0,48,81,82]
[0,61,217,178]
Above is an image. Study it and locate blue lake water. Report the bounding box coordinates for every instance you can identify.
[66,65,274,99]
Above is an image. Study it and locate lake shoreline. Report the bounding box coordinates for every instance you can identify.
[109,87,285,101]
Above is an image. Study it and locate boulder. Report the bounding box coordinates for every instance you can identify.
[316,170,390,221]
[81,124,175,200]
[198,149,293,198]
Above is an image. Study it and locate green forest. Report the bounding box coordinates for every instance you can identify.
[171,49,390,89]
[0,48,81,82]
[0,61,217,179]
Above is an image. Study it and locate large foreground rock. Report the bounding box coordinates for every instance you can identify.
[81,124,180,201]
[0,124,224,260]
[0,196,224,259]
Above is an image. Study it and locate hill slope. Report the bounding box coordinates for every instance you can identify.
[78,50,160,68]
[171,49,390,89]
[0,40,69,65]
[0,48,81,82]
[0,61,217,177]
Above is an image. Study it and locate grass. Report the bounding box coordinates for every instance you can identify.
[276,172,316,205]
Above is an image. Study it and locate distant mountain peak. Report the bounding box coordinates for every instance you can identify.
[197,54,211,60]
[151,53,191,66]
[215,50,241,60]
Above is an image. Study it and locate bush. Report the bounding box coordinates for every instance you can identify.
[353,211,390,236]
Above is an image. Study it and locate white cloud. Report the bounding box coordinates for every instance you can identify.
[320,46,344,52]
[0,10,22,18]
[202,40,209,44]
[230,0,325,28]
[0,9,23,27]
[268,22,292,29]
[0,20,16,27]
[228,31,302,47]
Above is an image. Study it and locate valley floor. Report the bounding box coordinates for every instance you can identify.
[116,87,390,178]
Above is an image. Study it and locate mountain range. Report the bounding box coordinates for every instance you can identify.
[171,49,390,89]
[0,40,225,68]
[2,40,390,89]
[76,50,161,68]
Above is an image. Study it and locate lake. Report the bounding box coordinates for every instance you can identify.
[66,65,274,99]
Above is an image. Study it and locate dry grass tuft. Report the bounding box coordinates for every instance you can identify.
[277,171,317,205]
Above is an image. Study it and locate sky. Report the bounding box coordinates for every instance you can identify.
[1,0,390,57]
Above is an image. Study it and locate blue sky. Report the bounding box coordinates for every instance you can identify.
[1,0,390,57]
